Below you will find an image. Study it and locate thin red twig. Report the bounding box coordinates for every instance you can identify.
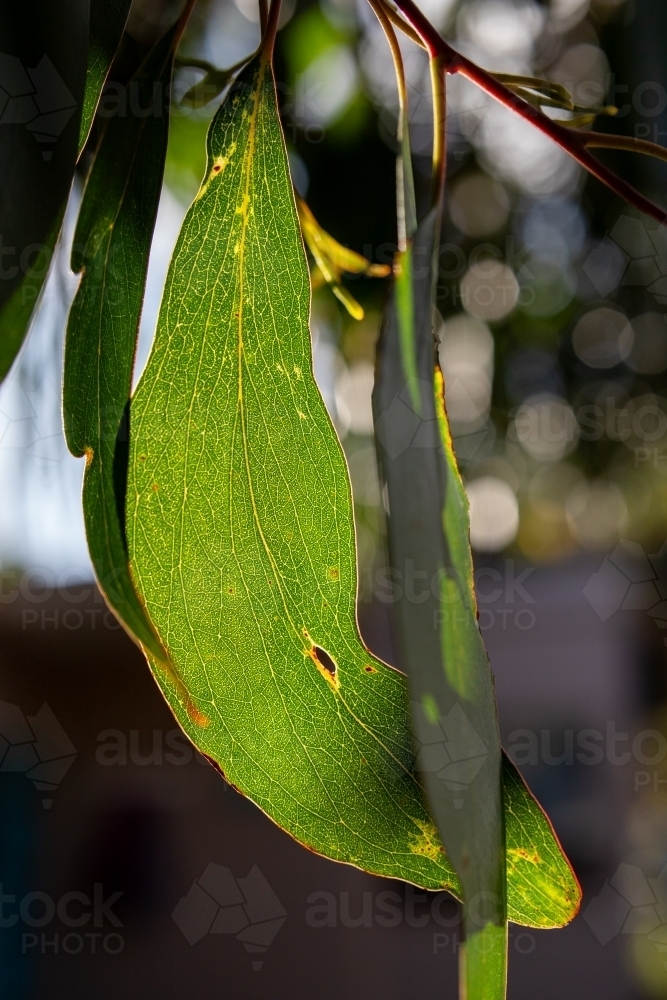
[386,0,667,226]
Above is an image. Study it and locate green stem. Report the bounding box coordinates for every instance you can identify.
[584,131,667,163]
[430,52,446,211]
[368,0,416,247]
[175,55,214,72]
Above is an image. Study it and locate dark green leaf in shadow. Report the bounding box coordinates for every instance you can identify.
[373,209,507,997]
[0,3,88,383]
[78,0,133,153]
[372,216,580,983]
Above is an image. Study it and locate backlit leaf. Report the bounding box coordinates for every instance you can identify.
[79,0,133,152]
[126,50,581,923]
[129,50,459,891]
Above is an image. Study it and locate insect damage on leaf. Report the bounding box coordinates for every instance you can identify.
[308,644,339,688]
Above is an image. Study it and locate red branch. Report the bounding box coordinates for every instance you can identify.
[387,0,667,226]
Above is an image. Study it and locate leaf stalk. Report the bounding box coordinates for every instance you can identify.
[368,0,416,248]
[262,0,282,59]
[172,0,198,50]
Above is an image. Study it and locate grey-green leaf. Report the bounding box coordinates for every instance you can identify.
[373,212,506,997]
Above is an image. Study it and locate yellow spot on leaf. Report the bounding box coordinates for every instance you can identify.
[508,847,541,865]
[408,819,444,861]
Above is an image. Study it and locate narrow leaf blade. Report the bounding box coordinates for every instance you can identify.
[372,216,580,939]
[78,0,133,153]
[373,211,506,998]
[63,28,177,666]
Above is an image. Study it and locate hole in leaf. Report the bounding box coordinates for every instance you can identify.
[364,665,377,673]
[313,646,336,677]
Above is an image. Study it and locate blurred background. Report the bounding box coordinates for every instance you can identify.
[3,0,667,995]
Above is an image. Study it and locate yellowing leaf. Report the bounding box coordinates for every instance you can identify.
[296,195,389,319]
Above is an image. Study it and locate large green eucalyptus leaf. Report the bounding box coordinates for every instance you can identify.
[128,50,458,891]
[78,0,133,153]
[0,2,88,383]
[126,50,580,925]
[374,213,506,997]
[63,27,178,666]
